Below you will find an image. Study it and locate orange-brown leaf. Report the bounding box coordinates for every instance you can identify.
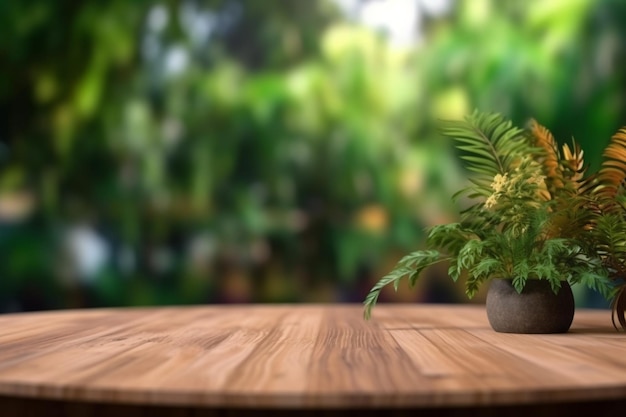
[561,141,586,185]
[529,119,562,191]
[596,128,626,201]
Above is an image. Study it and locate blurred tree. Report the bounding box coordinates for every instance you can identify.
[0,0,444,310]
[418,0,626,170]
[1,0,626,311]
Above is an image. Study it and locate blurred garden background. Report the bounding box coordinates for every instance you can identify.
[1,0,625,312]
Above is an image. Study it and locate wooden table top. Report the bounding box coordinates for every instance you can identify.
[0,304,624,410]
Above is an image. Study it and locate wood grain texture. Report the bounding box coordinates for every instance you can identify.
[0,304,624,410]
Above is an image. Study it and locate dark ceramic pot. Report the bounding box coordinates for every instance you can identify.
[485,278,575,334]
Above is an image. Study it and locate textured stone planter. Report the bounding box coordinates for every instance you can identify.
[486,278,575,334]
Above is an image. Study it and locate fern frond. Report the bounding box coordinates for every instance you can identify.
[528,118,589,201]
[440,111,532,199]
[593,213,626,276]
[534,134,592,239]
[545,196,596,240]
[529,119,563,193]
[363,250,444,319]
[427,223,479,256]
[594,128,626,206]
[573,267,615,301]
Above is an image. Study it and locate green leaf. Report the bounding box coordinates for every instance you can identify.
[363,250,444,319]
[458,239,484,270]
[448,262,461,282]
[440,110,531,185]
[574,268,614,299]
[472,257,501,278]
[512,275,527,293]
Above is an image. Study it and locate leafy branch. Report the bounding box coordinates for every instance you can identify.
[441,110,537,201]
[362,250,447,319]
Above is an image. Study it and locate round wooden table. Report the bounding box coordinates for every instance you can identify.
[0,304,625,416]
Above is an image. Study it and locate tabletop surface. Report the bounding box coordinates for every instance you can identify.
[0,304,624,409]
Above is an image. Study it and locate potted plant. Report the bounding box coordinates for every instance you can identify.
[583,127,626,329]
[362,111,624,333]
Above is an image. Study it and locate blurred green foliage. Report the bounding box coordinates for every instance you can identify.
[1,0,625,311]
